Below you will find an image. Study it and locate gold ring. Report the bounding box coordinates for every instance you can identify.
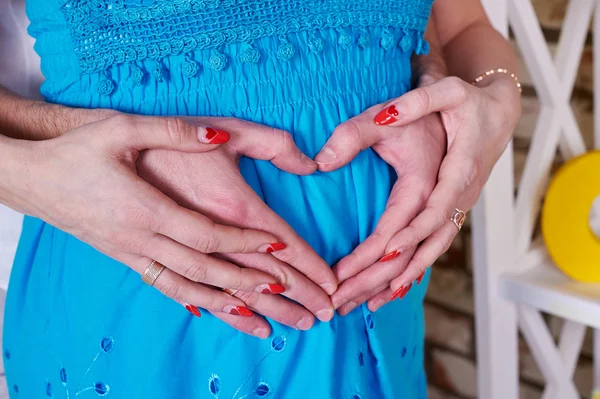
[451,208,466,231]
[141,260,166,286]
[223,288,239,296]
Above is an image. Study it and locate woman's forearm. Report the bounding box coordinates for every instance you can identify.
[0,86,111,141]
[432,0,518,89]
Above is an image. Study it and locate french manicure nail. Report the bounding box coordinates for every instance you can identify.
[184,303,201,318]
[416,272,425,284]
[252,327,269,339]
[223,305,253,317]
[314,146,337,165]
[258,242,287,253]
[200,127,230,144]
[374,105,400,126]
[379,250,400,262]
[315,308,334,322]
[296,316,313,330]
[255,283,286,294]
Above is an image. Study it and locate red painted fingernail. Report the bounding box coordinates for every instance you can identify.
[374,105,400,125]
[184,303,201,318]
[255,283,286,294]
[223,305,253,317]
[201,127,230,144]
[379,250,400,262]
[390,283,413,301]
[400,282,413,299]
[416,272,425,285]
[259,242,287,253]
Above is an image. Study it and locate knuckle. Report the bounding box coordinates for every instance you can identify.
[414,89,432,113]
[181,262,208,283]
[446,77,469,100]
[336,120,362,143]
[162,118,188,146]
[108,231,143,253]
[423,206,448,231]
[235,290,260,307]
[158,280,184,302]
[218,198,250,223]
[273,128,294,154]
[194,231,220,253]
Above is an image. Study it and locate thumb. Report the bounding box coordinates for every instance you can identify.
[314,114,383,172]
[105,115,230,152]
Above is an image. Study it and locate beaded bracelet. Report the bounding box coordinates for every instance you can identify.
[471,68,522,94]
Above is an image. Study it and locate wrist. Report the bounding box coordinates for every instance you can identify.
[481,77,523,126]
[0,136,40,215]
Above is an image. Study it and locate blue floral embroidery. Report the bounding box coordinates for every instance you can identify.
[241,46,261,64]
[380,29,395,50]
[338,32,353,49]
[209,51,227,71]
[358,32,370,49]
[183,57,200,77]
[277,39,295,61]
[308,32,324,52]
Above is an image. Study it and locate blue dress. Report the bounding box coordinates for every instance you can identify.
[4,0,434,397]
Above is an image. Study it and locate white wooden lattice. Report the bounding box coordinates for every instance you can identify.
[476,0,600,398]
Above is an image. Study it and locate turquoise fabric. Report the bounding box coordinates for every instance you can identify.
[5,0,434,397]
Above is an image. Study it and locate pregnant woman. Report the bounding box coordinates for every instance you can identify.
[0,0,520,397]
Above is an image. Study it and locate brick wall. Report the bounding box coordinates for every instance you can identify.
[424,1,595,397]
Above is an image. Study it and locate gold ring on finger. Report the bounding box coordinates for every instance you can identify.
[141,260,166,286]
[451,208,466,231]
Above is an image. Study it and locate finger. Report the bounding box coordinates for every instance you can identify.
[127,256,255,318]
[333,179,424,283]
[221,252,334,322]
[314,106,385,172]
[153,198,285,255]
[103,115,231,152]
[337,283,388,316]
[390,221,458,294]
[331,247,416,310]
[145,235,282,292]
[202,118,317,175]
[381,152,472,255]
[209,311,272,339]
[368,269,428,312]
[373,77,469,127]
[228,289,315,330]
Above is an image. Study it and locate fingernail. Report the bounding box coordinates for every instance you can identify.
[252,327,269,339]
[370,299,386,312]
[223,305,253,317]
[379,250,400,262]
[301,154,317,168]
[374,105,400,125]
[315,308,334,322]
[416,272,425,285]
[320,282,336,295]
[296,316,313,330]
[390,283,412,301]
[255,283,286,294]
[344,301,358,314]
[314,146,337,166]
[258,242,287,253]
[184,303,201,318]
[200,127,230,144]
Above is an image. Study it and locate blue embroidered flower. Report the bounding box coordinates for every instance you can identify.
[338,32,353,49]
[271,336,286,352]
[183,58,199,77]
[131,65,144,86]
[98,78,115,96]
[358,33,370,49]
[277,41,295,61]
[209,52,227,71]
[308,36,324,52]
[380,30,394,50]
[94,382,110,396]
[241,47,261,64]
[399,34,413,53]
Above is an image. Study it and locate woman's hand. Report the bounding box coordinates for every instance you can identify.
[313,105,446,314]
[1,114,336,336]
[138,117,339,336]
[319,75,520,314]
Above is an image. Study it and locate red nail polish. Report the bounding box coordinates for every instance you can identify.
[265,242,287,253]
[390,282,413,301]
[374,105,399,125]
[203,127,230,144]
[416,272,425,285]
[224,305,253,317]
[379,250,400,262]
[184,303,201,318]
[255,283,286,294]
[400,282,413,299]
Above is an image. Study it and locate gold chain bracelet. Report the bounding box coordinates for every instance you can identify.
[471,68,522,94]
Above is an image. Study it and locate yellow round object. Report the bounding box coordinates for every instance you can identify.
[541,151,600,282]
